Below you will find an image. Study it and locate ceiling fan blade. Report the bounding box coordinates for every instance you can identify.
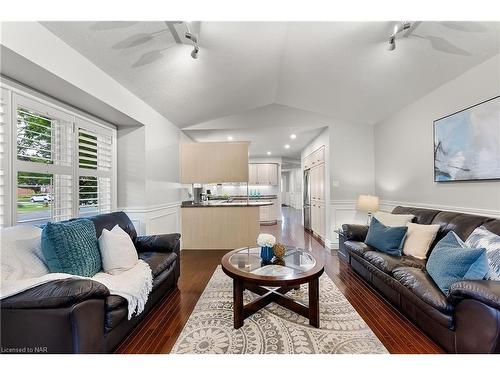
[426,35,472,56]
[440,22,488,33]
[402,21,422,38]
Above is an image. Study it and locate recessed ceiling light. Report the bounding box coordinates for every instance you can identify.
[290,134,297,139]
[284,144,290,149]
[227,136,233,141]
[267,151,272,155]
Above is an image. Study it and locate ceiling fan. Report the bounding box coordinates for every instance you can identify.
[387,21,472,56]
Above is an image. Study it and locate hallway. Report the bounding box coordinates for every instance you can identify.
[116,206,443,354]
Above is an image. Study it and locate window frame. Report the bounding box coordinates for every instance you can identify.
[1,83,117,227]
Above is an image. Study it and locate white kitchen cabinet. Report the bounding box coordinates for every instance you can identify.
[249,164,258,184]
[249,163,278,185]
[259,198,279,223]
[303,146,325,170]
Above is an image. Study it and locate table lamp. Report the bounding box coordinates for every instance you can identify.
[356,194,379,225]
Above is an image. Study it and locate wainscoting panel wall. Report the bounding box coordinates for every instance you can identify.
[120,202,182,236]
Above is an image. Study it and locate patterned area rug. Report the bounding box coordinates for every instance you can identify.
[171,267,388,354]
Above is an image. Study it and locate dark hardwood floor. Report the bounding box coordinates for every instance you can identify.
[116,206,444,354]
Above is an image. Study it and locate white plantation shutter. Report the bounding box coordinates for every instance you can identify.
[0,88,11,227]
[13,93,75,224]
[77,117,114,217]
[1,86,116,226]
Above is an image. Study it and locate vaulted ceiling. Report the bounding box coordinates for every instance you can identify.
[41,21,500,157]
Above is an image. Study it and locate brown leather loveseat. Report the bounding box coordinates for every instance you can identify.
[342,206,500,353]
[1,212,181,353]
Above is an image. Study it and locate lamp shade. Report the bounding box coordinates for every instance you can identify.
[356,195,379,213]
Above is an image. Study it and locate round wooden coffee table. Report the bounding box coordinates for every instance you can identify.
[221,246,324,329]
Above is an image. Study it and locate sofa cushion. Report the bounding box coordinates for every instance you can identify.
[392,206,441,225]
[430,211,494,246]
[393,267,454,313]
[344,241,374,257]
[138,251,177,277]
[365,217,408,256]
[41,219,102,277]
[362,251,426,274]
[426,232,489,294]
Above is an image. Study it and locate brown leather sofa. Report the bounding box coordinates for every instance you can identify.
[342,206,500,354]
[1,212,181,353]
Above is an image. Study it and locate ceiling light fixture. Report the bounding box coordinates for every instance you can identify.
[388,21,411,51]
[227,136,233,141]
[290,134,297,139]
[284,144,290,149]
[267,151,272,155]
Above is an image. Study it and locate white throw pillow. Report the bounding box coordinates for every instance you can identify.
[402,223,441,259]
[1,225,48,281]
[98,225,138,275]
[373,211,415,227]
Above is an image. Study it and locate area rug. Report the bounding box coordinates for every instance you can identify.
[171,267,388,354]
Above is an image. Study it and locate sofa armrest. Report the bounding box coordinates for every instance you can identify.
[448,280,500,310]
[341,224,369,242]
[1,279,109,309]
[135,233,181,254]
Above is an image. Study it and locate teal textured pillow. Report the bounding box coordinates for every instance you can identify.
[41,219,102,277]
[365,217,408,256]
[426,231,488,294]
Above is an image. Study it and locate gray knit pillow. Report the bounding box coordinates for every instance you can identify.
[465,226,500,281]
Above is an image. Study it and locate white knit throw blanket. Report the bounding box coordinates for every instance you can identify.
[1,226,153,319]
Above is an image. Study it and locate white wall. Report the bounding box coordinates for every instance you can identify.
[374,54,500,217]
[1,22,186,234]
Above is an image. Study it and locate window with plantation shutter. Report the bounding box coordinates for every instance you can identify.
[1,87,117,227]
[0,88,11,227]
[14,94,75,225]
[77,117,114,217]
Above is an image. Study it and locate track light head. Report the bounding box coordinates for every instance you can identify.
[191,46,199,59]
[185,32,198,44]
[388,36,396,51]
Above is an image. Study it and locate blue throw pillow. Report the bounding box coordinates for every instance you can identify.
[41,219,102,277]
[365,217,408,256]
[426,231,489,294]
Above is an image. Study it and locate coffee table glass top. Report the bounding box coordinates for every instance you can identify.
[228,246,316,277]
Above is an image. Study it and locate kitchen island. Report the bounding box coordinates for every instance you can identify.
[181,200,272,250]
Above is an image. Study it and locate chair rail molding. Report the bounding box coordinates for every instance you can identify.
[379,200,500,219]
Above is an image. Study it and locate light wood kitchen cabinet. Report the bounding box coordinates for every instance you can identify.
[248,163,278,185]
[181,142,249,183]
[182,206,260,250]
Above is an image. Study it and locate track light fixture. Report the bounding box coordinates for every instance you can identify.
[184,22,200,59]
[388,21,411,51]
[191,45,199,59]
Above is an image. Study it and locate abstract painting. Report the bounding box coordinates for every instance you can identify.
[434,96,500,182]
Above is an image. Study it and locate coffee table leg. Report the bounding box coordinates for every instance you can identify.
[233,279,244,329]
[308,278,319,328]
